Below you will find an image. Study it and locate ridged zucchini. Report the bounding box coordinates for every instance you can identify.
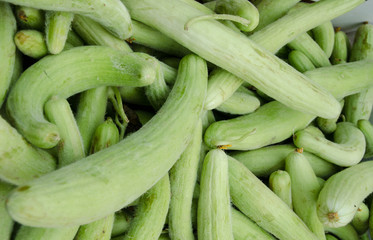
[45,11,74,54]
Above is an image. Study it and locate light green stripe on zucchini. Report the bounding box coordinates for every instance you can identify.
[14,30,48,59]
[6,54,207,228]
[45,11,74,54]
[228,157,318,240]
[285,151,325,240]
[198,149,234,240]
[317,161,373,228]
[324,224,359,240]
[0,115,56,186]
[0,181,14,240]
[6,46,158,149]
[351,202,369,235]
[169,120,202,240]
[357,119,373,158]
[269,170,292,209]
[2,0,132,39]
[123,0,342,120]
[312,21,335,58]
[0,2,16,108]
[288,50,316,73]
[293,123,365,167]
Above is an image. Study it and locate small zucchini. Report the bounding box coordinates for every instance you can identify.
[351,202,369,235]
[288,50,316,73]
[45,11,74,54]
[312,21,335,58]
[269,170,292,209]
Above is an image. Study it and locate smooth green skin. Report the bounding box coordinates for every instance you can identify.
[351,202,369,235]
[317,161,373,228]
[2,0,132,39]
[204,101,314,150]
[15,6,45,30]
[215,86,260,115]
[230,144,339,178]
[231,208,275,240]
[317,99,344,135]
[45,96,85,167]
[357,119,373,158]
[6,46,158,149]
[75,214,114,240]
[0,2,16,108]
[45,11,74,54]
[14,226,79,240]
[123,175,170,240]
[350,23,373,62]
[228,157,318,240]
[145,65,170,110]
[131,20,190,57]
[331,30,349,65]
[324,224,359,240]
[10,50,23,88]
[6,54,207,228]
[288,32,331,68]
[198,149,234,240]
[325,234,338,240]
[0,181,14,240]
[312,21,335,58]
[215,0,259,32]
[169,121,202,240]
[293,123,366,167]
[0,115,56,186]
[14,30,48,59]
[76,86,108,154]
[269,170,292,210]
[285,151,326,240]
[88,118,119,155]
[288,50,316,73]
[111,211,132,237]
[123,0,342,120]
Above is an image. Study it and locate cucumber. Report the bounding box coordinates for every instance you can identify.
[357,119,373,158]
[6,54,207,227]
[0,181,14,240]
[317,161,373,228]
[14,30,48,59]
[351,202,369,235]
[288,50,316,73]
[45,11,74,54]
[269,170,292,209]
[293,123,365,167]
[312,21,335,58]
[6,47,158,149]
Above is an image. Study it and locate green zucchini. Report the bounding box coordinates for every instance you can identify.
[15,6,44,30]
[14,30,48,59]
[312,21,335,58]
[6,54,207,227]
[14,226,79,240]
[324,224,359,240]
[288,50,316,73]
[111,211,132,237]
[317,99,344,134]
[45,11,74,54]
[293,123,366,167]
[197,149,234,240]
[6,47,158,149]
[317,161,373,228]
[325,234,338,240]
[120,87,150,106]
[331,28,349,65]
[144,66,171,110]
[89,118,120,154]
[0,181,14,240]
[66,30,84,47]
[357,119,373,158]
[351,202,369,235]
[269,170,292,209]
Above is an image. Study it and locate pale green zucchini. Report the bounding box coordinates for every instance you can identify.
[350,23,373,62]
[269,170,292,209]
[293,123,366,167]
[312,21,335,58]
[75,214,114,240]
[317,99,344,134]
[134,110,154,125]
[14,226,79,240]
[169,120,202,240]
[66,30,84,47]
[45,11,74,54]
[2,0,132,39]
[285,151,326,240]
[10,50,23,87]
[288,50,316,73]
[229,144,339,178]
[122,0,342,119]
[351,202,369,235]
[287,32,331,67]
[331,28,349,65]
[0,181,14,240]
[317,161,373,228]
[6,47,158,149]
[6,54,207,227]
[325,234,338,240]
[204,101,314,150]
[324,224,359,240]
[15,6,44,30]
[14,30,48,59]
[44,96,85,167]
[76,86,108,154]
[215,0,259,32]
[0,2,17,107]
[198,149,234,240]
[89,118,119,154]
[228,156,318,240]
[111,211,132,237]
[145,66,171,110]
[0,115,56,185]
[120,87,150,106]
[215,86,260,115]
[357,119,373,158]
[123,175,170,240]
[231,207,275,240]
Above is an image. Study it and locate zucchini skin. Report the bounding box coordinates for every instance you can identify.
[0,181,14,240]
[14,30,48,59]
[324,224,359,240]
[351,202,369,235]
[312,21,335,58]
[288,50,316,73]
[6,54,207,228]
[317,161,373,228]
[45,11,74,54]
[14,226,79,240]
[269,170,292,209]
[15,6,44,30]
[357,119,373,158]
[331,29,349,65]
[6,46,158,149]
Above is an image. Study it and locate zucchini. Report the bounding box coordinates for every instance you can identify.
[288,50,316,73]
[45,11,74,54]
[357,119,373,158]
[0,181,14,240]
[15,6,44,30]
[14,226,79,240]
[14,30,48,59]
[316,99,344,134]
[6,54,207,227]
[268,170,292,209]
[331,28,349,65]
[351,202,369,235]
[312,21,335,58]
[324,224,359,240]
[6,47,158,149]
[111,211,132,237]
[317,161,373,228]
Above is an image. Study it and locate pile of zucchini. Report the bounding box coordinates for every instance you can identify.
[1,0,373,239]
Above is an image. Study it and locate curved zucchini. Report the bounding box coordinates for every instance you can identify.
[15,6,44,30]
[269,170,292,209]
[0,181,14,240]
[6,54,207,228]
[197,149,234,240]
[288,50,316,73]
[357,119,373,158]
[317,161,373,228]
[6,46,158,149]
[14,30,48,59]
[312,21,335,58]
[2,0,132,39]
[351,202,369,235]
[293,123,365,167]
[45,11,74,54]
